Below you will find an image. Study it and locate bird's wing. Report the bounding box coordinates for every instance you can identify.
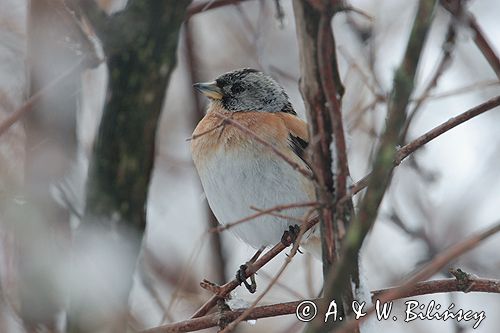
[277,113,310,167]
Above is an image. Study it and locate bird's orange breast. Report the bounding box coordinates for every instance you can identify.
[191,103,304,167]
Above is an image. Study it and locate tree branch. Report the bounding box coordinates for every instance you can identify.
[68,1,191,331]
[0,60,83,138]
[293,1,357,329]
[336,220,500,333]
[441,0,500,80]
[69,0,109,41]
[315,2,437,330]
[338,94,500,204]
[212,201,320,233]
[143,268,500,333]
[152,216,499,332]
[396,94,500,164]
[143,299,311,333]
[190,216,319,319]
[371,276,500,301]
[402,19,457,140]
[218,213,313,333]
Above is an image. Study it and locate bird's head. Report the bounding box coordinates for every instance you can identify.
[193,68,294,114]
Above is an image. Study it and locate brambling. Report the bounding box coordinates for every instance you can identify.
[191,68,320,269]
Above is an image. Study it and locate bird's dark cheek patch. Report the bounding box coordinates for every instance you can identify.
[222,97,238,111]
[231,83,245,94]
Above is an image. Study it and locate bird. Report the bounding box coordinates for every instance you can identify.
[191,69,320,281]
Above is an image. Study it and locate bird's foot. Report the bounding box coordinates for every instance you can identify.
[235,247,263,294]
[281,225,303,254]
[236,264,256,293]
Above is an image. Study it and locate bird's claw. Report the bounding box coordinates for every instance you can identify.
[281,224,301,247]
[236,264,256,293]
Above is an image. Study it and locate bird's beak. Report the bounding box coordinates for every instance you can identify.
[193,81,223,100]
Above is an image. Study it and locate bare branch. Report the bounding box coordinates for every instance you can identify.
[69,0,109,40]
[441,0,500,80]
[338,95,500,207]
[191,216,319,319]
[0,60,83,138]
[293,2,357,327]
[142,299,310,333]
[212,201,319,233]
[218,212,312,333]
[402,20,457,140]
[337,220,500,333]
[426,80,500,100]
[396,95,500,165]
[142,269,500,333]
[372,276,500,301]
[322,0,437,314]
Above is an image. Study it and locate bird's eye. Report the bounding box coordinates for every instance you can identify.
[230,83,245,94]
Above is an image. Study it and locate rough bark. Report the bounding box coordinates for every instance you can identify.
[68,1,190,332]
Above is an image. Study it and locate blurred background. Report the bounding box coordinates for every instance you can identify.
[0,0,499,332]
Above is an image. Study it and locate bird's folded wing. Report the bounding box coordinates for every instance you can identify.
[277,113,310,168]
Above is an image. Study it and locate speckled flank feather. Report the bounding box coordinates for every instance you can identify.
[191,103,319,249]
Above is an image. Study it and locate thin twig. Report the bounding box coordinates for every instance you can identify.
[371,277,500,300]
[396,95,500,165]
[338,94,500,204]
[425,80,500,100]
[211,201,320,233]
[402,19,457,140]
[336,220,500,333]
[0,60,83,138]
[187,121,224,141]
[142,269,500,332]
[441,0,500,80]
[163,233,208,323]
[258,270,306,300]
[250,207,308,224]
[142,299,313,333]
[337,46,384,99]
[218,211,313,333]
[192,216,319,319]
[212,113,315,180]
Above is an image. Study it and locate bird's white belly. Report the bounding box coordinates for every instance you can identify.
[198,147,314,248]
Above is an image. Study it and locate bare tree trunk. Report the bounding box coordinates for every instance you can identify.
[67,1,190,332]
